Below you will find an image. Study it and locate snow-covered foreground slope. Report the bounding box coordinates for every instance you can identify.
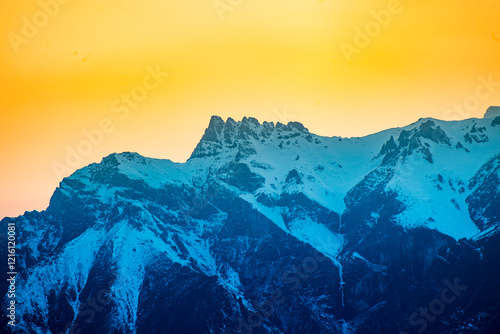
[1,112,500,333]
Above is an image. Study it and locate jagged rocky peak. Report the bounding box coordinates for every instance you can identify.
[377,119,450,164]
[417,119,451,145]
[387,119,450,147]
[484,106,500,119]
[204,115,309,140]
[190,115,309,159]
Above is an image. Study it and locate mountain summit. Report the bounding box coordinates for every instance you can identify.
[190,115,310,159]
[2,112,500,333]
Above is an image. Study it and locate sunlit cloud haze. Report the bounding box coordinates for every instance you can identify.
[0,0,499,218]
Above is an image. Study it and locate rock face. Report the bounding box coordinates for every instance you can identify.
[484,106,500,119]
[1,114,500,333]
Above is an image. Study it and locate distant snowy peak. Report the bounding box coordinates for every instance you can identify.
[55,152,189,205]
[377,119,451,164]
[189,115,313,160]
[380,116,500,159]
[190,115,499,165]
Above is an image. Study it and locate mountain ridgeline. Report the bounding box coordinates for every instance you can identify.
[2,110,500,333]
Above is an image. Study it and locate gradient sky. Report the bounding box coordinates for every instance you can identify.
[1,0,499,219]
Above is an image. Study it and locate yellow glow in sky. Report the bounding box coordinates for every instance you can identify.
[0,0,499,218]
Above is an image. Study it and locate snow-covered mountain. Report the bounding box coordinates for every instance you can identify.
[2,110,500,333]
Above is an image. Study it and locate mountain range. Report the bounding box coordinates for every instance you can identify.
[2,108,500,333]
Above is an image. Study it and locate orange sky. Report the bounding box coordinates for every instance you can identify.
[1,0,499,219]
